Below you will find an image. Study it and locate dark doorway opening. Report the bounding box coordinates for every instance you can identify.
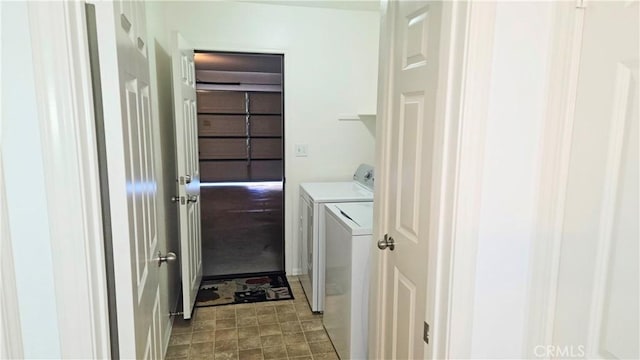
[194,51,285,277]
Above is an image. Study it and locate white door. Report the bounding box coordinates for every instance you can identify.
[552,2,638,358]
[94,1,163,358]
[170,32,202,320]
[376,1,444,358]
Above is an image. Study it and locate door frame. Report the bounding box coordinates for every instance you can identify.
[369,1,499,358]
[1,161,24,360]
[188,43,296,274]
[524,2,586,357]
[193,49,287,276]
[19,1,112,358]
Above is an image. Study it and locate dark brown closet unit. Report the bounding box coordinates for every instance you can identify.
[195,52,284,277]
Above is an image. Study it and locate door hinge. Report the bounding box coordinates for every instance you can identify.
[423,322,430,344]
[576,0,587,9]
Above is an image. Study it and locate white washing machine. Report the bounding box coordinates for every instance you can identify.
[323,202,373,360]
[299,164,374,312]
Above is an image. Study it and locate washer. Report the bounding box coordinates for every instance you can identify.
[323,202,373,360]
[298,164,374,312]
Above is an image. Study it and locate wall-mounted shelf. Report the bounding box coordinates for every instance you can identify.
[338,113,376,121]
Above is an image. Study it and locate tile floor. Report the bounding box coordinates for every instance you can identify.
[166,276,339,360]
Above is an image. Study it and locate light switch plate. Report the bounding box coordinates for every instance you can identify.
[295,144,308,157]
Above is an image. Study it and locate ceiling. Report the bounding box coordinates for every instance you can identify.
[239,0,380,12]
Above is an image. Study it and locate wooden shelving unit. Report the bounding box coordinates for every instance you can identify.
[197,90,283,182]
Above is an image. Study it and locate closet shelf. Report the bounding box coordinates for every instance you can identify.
[198,135,283,139]
[197,112,283,116]
[337,113,376,121]
[199,158,283,162]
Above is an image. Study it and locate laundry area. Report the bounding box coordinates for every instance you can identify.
[5,1,639,359]
[148,1,380,359]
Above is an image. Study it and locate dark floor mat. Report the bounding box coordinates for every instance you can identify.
[195,273,293,307]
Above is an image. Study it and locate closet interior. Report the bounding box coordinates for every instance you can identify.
[194,51,284,277]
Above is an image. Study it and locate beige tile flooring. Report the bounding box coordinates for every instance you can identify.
[166,276,339,360]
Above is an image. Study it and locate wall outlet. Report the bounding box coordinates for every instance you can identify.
[295,144,308,157]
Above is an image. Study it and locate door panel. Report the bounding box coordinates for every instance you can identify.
[171,32,203,320]
[395,93,424,242]
[96,1,162,357]
[392,270,417,360]
[380,1,442,359]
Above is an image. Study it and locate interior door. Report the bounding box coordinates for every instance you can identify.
[170,32,202,320]
[377,1,443,358]
[552,2,639,358]
[94,1,163,358]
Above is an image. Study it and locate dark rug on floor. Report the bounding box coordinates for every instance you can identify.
[195,273,294,307]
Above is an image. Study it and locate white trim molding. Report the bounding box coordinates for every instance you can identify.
[0,158,24,360]
[188,43,297,275]
[0,3,23,356]
[426,1,480,358]
[445,2,496,358]
[27,1,111,358]
[586,62,635,359]
[369,0,393,358]
[524,3,586,357]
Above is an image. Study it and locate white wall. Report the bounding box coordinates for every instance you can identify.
[0,2,61,357]
[469,2,553,358]
[157,1,380,274]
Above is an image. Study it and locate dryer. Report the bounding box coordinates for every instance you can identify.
[298,164,374,312]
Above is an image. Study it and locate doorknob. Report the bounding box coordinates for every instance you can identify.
[156,251,177,266]
[171,196,181,203]
[184,175,192,184]
[187,195,198,203]
[377,234,395,251]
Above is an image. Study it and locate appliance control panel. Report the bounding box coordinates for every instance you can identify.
[353,163,374,190]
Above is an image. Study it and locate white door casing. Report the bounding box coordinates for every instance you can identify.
[546,2,639,358]
[23,1,112,357]
[525,2,586,356]
[0,159,24,359]
[94,1,163,358]
[376,1,444,358]
[170,32,202,320]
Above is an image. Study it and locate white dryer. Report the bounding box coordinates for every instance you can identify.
[299,164,374,312]
[323,202,373,360]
